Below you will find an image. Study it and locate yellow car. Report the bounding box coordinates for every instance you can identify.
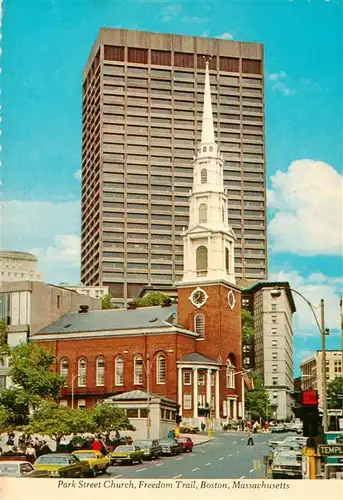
[72,450,110,475]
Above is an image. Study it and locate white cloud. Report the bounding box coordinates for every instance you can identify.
[182,15,209,23]
[1,200,81,284]
[30,234,81,268]
[160,4,183,22]
[268,269,342,337]
[74,169,81,181]
[267,70,295,96]
[217,32,234,40]
[268,159,343,256]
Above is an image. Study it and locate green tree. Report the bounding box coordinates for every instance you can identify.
[8,342,65,401]
[24,401,94,448]
[90,404,135,439]
[327,376,343,409]
[0,405,13,432]
[133,292,172,308]
[101,294,114,310]
[245,372,271,421]
[241,309,255,343]
[0,388,41,427]
[0,320,10,363]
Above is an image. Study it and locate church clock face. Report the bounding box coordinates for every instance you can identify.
[227,289,236,310]
[189,287,208,308]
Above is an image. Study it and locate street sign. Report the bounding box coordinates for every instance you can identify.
[327,409,343,416]
[318,444,343,456]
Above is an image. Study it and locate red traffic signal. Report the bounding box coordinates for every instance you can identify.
[302,390,318,406]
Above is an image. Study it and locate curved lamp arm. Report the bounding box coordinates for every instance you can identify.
[272,287,321,334]
[288,288,321,334]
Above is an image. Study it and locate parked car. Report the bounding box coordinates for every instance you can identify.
[176,437,194,453]
[0,461,51,478]
[108,445,143,465]
[269,435,307,449]
[133,440,162,460]
[271,450,303,479]
[72,450,110,475]
[159,438,182,456]
[34,453,92,478]
[271,424,285,433]
[179,425,199,434]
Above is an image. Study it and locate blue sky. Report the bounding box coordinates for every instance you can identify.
[1,0,342,375]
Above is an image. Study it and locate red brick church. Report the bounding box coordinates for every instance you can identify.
[33,60,246,428]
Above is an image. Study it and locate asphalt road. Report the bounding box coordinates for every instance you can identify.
[105,432,279,480]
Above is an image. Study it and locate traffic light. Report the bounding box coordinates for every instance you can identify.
[291,390,321,438]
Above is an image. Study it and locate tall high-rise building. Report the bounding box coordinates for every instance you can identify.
[81,28,266,306]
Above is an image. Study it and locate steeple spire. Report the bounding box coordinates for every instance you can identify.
[201,59,215,146]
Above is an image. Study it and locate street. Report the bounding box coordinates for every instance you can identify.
[105,432,273,480]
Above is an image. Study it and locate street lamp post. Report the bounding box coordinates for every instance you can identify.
[130,349,174,439]
[71,374,79,410]
[270,288,329,433]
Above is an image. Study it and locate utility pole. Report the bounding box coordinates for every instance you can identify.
[146,355,151,439]
[320,299,328,433]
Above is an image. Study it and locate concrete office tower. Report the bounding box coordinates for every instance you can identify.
[242,282,296,420]
[81,28,266,306]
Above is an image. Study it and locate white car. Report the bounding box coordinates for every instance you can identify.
[0,461,50,477]
[269,435,307,449]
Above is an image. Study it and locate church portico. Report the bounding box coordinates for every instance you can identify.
[177,352,222,428]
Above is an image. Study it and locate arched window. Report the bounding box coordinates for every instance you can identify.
[196,246,208,277]
[96,357,105,386]
[226,356,236,389]
[200,168,207,184]
[78,359,87,387]
[60,358,69,383]
[225,247,230,273]
[194,313,205,338]
[199,203,207,223]
[134,355,143,385]
[157,354,166,384]
[115,357,124,386]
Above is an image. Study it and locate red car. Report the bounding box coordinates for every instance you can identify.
[176,437,194,452]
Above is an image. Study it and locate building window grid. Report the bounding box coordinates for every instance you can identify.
[115,356,124,386]
[96,357,105,387]
[157,354,166,384]
[183,371,191,385]
[134,355,144,385]
[78,359,87,387]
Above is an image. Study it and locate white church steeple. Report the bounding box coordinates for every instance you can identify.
[181,59,236,285]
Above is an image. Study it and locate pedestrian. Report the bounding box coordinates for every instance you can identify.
[91,437,102,452]
[201,422,205,432]
[115,430,120,441]
[247,429,254,446]
[167,429,174,439]
[25,443,36,464]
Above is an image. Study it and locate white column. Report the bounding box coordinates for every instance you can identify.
[233,399,237,420]
[206,369,211,407]
[227,398,231,419]
[178,367,183,415]
[241,374,245,420]
[193,368,198,418]
[215,369,220,419]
